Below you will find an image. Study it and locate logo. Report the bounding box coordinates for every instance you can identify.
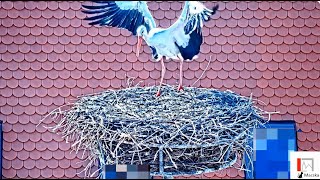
[298,172,303,179]
[290,152,320,179]
[297,158,314,172]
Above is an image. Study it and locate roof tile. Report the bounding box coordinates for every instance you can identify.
[17,149,29,161]
[11,140,23,152]
[53,149,64,160]
[225,1,236,11]
[297,131,307,142]
[58,158,71,169]
[34,157,45,169]
[251,87,263,98]
[302,79,315,89]
[313,141,320,151]
[246,79,257,88]
[234,78,245,88]
[312,123,320,132]
[217,70,228,80]
[222,79,233,89]
[310,106,320,115]
[242,11,253,21]
[16,167,28,178]
[305,18,317,28]
[292,96,304,106]
[294,114,306,124]
[3,149,18,161]
[70,158,83,169]
[263,87,275,98]
[274,87,286,98]
[227,168,239,178]
[52,167,64,178]
[24,140,35,152]
[1,1,13,10]
[305,114,317,124]
[28,168,40,178]
[28,132,40,143]
[47,159,59,169]
[23,158,36,170]
[308,70,320,80]
[11,158,23,170]
[276,105,293,114]
[19,113,32,125]
[2,105,13,117]
[65,168,77,178]
[0,96,7,106]
[228,70,239,80]
[12,122,24,134]
[287,105,299,115]
[309,87,320,98]
[41,167,53,178]
[70,87,82,97]
[215,169,227,178]
[41,149,53,160]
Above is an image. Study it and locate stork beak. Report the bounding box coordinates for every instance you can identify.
[136,36,142,58]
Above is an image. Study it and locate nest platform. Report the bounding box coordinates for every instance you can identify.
[41,85,272,178]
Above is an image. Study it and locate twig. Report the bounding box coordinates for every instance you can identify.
[191,55,213,87]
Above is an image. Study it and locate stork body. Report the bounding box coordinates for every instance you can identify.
[147,29,182,61]
[82,1,219,96]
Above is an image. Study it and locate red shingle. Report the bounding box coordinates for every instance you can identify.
[11,158,23,170]
[52,167,64,178]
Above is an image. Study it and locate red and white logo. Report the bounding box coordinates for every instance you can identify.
[290,152,320,179]
[297,158,314,172]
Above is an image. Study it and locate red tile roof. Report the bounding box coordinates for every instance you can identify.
[1,1,320,179]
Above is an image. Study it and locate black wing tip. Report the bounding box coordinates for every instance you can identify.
[82,10,91,14]
[212,4,219,14]
[82,4,90,9]
[82,4,100,10]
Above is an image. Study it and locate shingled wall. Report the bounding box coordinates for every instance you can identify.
[0,1,320,179]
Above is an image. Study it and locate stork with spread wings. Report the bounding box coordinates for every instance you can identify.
[82,1,219,96]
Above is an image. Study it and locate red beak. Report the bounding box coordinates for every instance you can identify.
[136,36,142,57]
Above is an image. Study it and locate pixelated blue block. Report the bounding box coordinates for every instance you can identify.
[100,164,151,179]
[127,165,138,172]
[105,171,117,179]
[105,165,116,172]
[267,140,289,161]
[277,171,289,179]
[254,139,267,150]
[127,172,150,179]
[254,128,266,139]
[288,139,295,151]
[244,120,297,179]
[117,172,127,179]
[267,128,278,139]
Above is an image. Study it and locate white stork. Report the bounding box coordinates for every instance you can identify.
[82,1,219,96]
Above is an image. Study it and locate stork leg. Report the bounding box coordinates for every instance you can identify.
[177,58,184,91]
[156,57,166,96]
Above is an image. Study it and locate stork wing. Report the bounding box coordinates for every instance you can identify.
[173,1,219,35]
[82,1,156,36]
[169,2,219,61]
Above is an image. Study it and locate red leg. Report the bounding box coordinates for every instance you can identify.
[156,57,166,96]
[177,58,184,91]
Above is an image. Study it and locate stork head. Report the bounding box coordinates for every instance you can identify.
[136,25,148,57]
[188,1,206,14]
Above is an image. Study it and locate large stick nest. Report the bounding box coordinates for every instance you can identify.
[41,84,272,178]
